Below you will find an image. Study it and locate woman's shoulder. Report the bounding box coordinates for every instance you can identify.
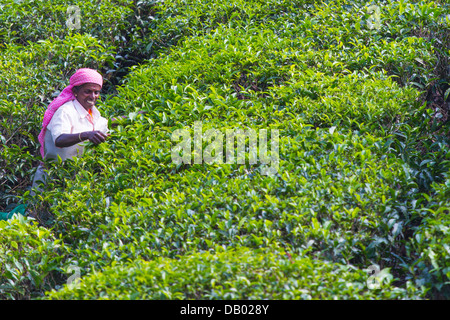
[48,100,77,123]
[54,99,77,114]
[59,99,76,109]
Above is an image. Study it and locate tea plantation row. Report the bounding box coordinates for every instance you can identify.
[1,0,449,299]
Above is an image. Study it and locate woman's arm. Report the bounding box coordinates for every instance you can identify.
[55,131,108,148]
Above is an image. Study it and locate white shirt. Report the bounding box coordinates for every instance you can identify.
[44,99,108,161]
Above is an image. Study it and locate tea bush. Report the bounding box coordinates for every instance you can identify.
[0,0,133,47]
[42,125,418,269]
[103,23,424,134]
[409,174,450,298]
[0,215,66,299]
[45,246,421,300]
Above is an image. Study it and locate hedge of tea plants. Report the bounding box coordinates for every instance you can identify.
[1,0,450,300]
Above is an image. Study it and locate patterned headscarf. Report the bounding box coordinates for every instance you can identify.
[37,68,103,159]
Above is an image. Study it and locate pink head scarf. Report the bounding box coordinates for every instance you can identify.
[38,68,103,159]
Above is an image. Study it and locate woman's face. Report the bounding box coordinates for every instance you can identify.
[75,83,101,110]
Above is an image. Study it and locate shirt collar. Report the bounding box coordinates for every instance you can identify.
[73,99,100,120]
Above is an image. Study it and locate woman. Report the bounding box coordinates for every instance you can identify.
[31,68,109,193]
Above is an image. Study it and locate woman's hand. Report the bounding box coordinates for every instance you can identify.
[82,131,109,145]
[55,131,109,148]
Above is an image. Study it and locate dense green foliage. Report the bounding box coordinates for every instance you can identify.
[1,0,450,300]
[46,246,420,299]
